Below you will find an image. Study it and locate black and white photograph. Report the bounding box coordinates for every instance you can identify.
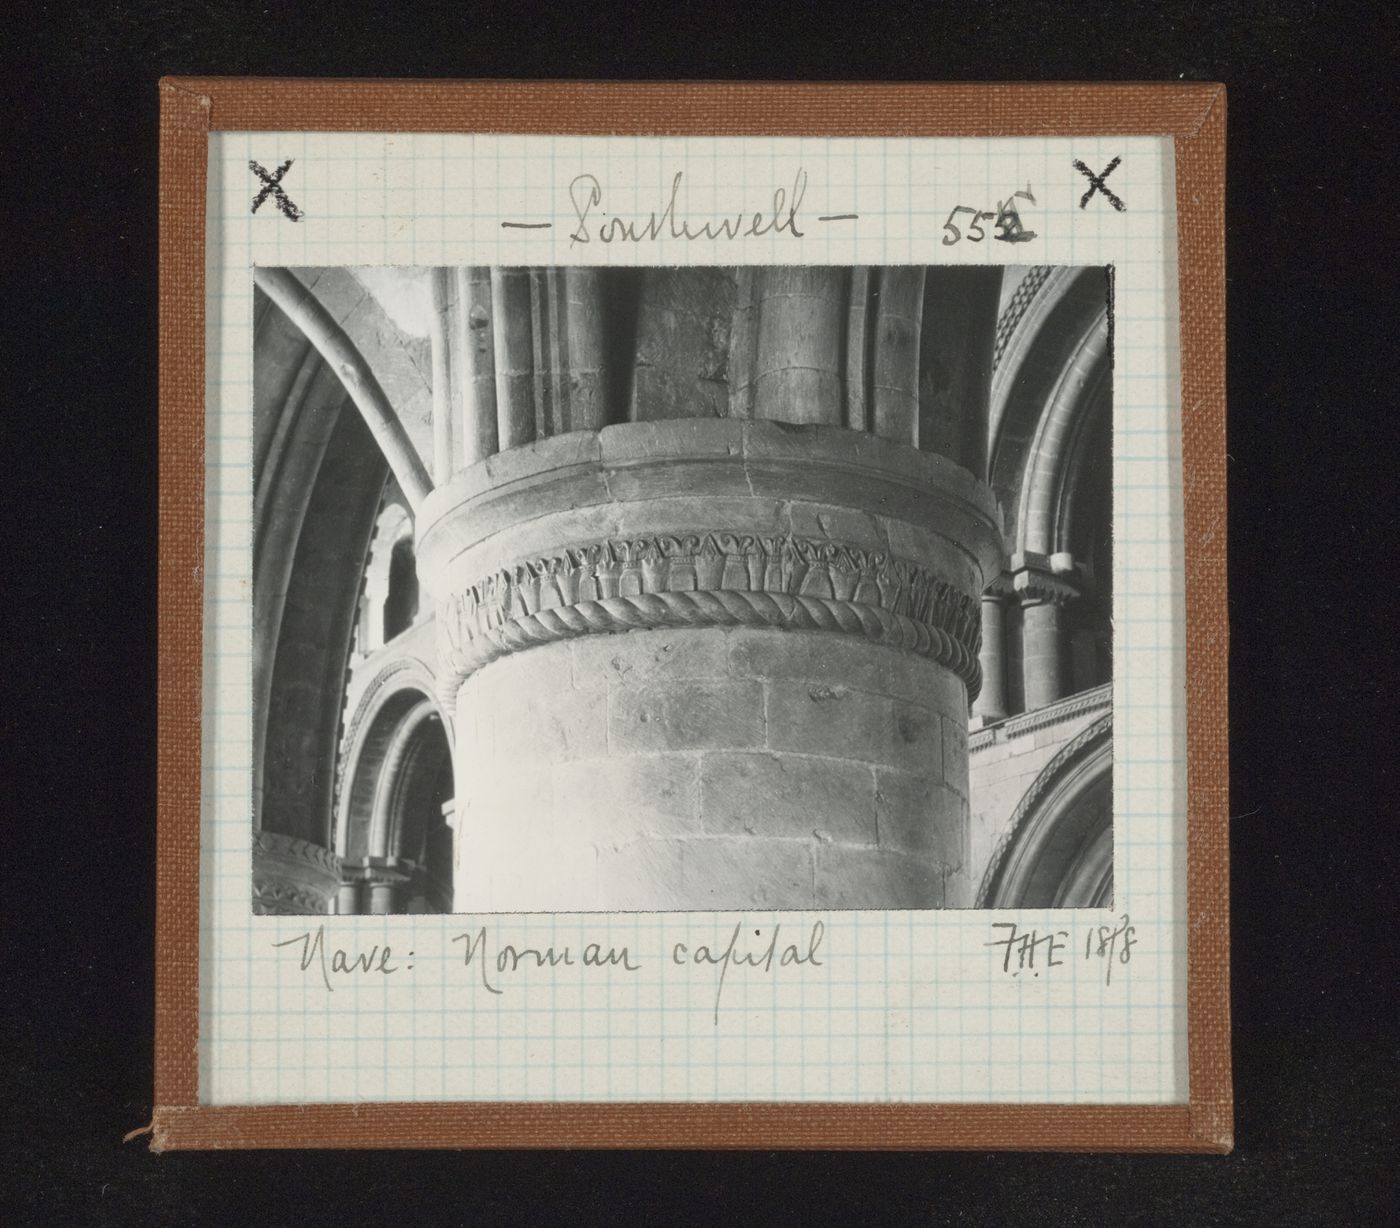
[252,263,1114,915]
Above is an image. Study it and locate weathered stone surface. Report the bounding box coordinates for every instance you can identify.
[610,679,765,753]
[874,769,965,866]
[629,268,736,422]
[599,418,742,465]
[417,418,1003,615]
[595,839,688,910]
[554,754,702,843]
[447,615,972,910]
[785,501,889,555]
[700,751,876,846]
[467,653,607,763]
[571,628,731,690]
[765,682,944,774]
[813,846,944,909]
[678,837,814,910]
[942,715,970,800]
[728,629,962,710]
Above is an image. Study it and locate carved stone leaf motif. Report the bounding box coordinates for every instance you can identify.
[252,830,340,915]
[448,533,977,655]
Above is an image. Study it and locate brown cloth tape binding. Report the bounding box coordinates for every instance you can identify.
[154,79,1229,1152]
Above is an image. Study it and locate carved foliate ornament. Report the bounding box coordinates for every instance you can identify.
[435,532,982,696]
[252,831,341,915]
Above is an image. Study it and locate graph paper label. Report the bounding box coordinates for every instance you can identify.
[206,133,1187,1105]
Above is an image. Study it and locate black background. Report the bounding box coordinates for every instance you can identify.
[5,2,1395,1223]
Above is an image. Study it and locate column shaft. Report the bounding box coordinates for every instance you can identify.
[564,268,609,431]
[491,268,536,449]
[870,268,925,446]
[753,267,846,424]
[367,881,396,915]
[428,268,454,485]
[1021,599,1067,709]
[973,593,1010,722]
[457,266,499,466]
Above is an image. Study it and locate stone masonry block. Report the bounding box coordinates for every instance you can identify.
[882,518,983,597]
[874,768,966,867]
[889,697,946,776]
[601,456,756,502]
[481,675,610,762]
[467,639,574,711]
[480,839,598,912]
[784,502,890,554]
[680,837,814,910]
[610,679,765,753]
[941,715,970,799]
[766,681,944,774]
[464,755,557,844]
[553,753,702,844]
[700,751,876,846]
[599,418,744,464]
[571,627,730,690]
[594,838,689,911]
[728,629,956,708]
[481,429,603,487]
[608,496,788,540]
[765,679,886,762]
[813,846,945,910]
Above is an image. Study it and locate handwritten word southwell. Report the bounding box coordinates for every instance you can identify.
[568,169,809,246]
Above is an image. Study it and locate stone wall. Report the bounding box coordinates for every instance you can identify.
[967,683,1111,891]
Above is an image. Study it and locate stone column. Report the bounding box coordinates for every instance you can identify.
[1020,599,1065,709]
[972,587,1011,724]
[1012,551,1081,712]
[367,859,413,915]
[366,881,397,915]
[336,881,363,916]
[418,418,1002,912]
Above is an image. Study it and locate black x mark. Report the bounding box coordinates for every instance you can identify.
[250,159,304,221]
[1073,156,1126,212]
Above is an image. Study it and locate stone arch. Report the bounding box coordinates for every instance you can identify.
[1016,312,1110,556]
[356,501,416,653]
[975,714,1113,908]
[255,392,387,847]
[336,663,455,914]
[989,266,1114,551]
[252,269,437,904]
[252,306,354,831]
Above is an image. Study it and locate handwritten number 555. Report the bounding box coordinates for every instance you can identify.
[942,188,1037,246]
